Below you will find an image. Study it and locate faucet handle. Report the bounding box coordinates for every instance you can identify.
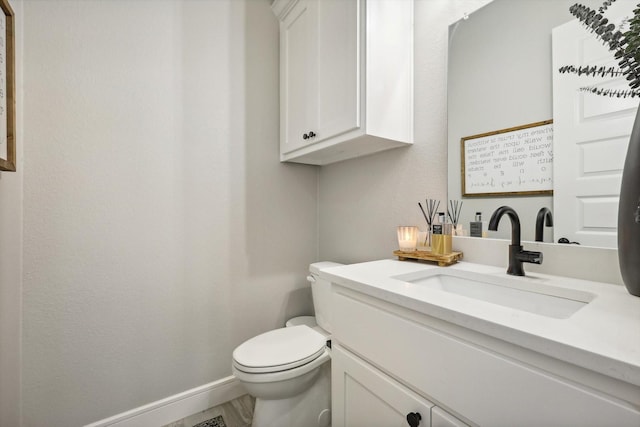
[518,250,543,265]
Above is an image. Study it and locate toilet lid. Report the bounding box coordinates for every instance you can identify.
[233,325,327,374]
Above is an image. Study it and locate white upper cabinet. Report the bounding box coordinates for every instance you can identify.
[272,0,414,165]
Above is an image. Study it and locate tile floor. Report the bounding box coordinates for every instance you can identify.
[162,394,255,427]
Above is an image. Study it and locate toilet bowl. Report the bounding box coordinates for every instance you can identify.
[231,262,342,427]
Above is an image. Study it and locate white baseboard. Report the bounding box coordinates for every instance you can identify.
[84,375,246,427]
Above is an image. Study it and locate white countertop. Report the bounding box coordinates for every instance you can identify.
[319,259,640,387]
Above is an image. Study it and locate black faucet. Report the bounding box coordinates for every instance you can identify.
[488,206,543,276]
[535,207,553,242]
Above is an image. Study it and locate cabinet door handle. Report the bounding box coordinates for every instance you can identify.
[406,412,422,427]
[308,131,316,138]
[303,133,309,140]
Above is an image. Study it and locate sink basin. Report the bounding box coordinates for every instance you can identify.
[393,270,595,319]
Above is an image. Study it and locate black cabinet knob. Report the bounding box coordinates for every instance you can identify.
[302,131,316,140]
[406,412,422,427]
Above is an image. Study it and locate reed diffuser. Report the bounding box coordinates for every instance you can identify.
[447,200,463,235]
[418,198,440,248]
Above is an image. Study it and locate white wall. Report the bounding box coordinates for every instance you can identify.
[320,0,491,262]
[0,1,23,425]
[21,1,318,426]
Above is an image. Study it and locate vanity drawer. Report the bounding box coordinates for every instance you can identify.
[332,288,640,427]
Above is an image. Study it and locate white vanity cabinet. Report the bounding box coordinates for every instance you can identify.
[332,344,434,426]
[271,0,413,165]
[332,343,468,427]
[330,284,640,427]
[431,407,469,427]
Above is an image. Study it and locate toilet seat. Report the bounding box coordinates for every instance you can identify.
[233,325,327,374]
[233,349,330,385]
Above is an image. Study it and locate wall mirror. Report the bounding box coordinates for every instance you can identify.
[447,0,636,248]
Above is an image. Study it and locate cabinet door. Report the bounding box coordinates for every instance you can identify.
[316,0,359,142]
[280,0,317,154]
[432,407,469,427]
[332,345,433,427]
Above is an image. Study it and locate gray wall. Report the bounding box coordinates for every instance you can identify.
[20,1,318,425]
[0,1,23,425]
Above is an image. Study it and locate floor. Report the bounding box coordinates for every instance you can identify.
[162,394,255,427]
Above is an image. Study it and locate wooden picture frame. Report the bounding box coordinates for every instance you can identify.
[0,0,15,172]
[461,120,553,197]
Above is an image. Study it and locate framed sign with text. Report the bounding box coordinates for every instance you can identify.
[0,0,14,172]
[461,120,553,197]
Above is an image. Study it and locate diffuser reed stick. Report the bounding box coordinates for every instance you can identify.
[447,200,463,228]
[418,198,440,246]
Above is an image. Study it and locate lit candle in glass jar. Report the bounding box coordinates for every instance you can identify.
[397,226,418,252]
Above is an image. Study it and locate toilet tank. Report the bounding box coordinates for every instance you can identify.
[308,262,343,334]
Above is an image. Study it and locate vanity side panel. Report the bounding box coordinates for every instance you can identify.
[332,288,640,427]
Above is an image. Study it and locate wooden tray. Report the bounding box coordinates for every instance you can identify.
[393,250,463,266]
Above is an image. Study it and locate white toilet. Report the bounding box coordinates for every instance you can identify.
[232,262,342,427]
